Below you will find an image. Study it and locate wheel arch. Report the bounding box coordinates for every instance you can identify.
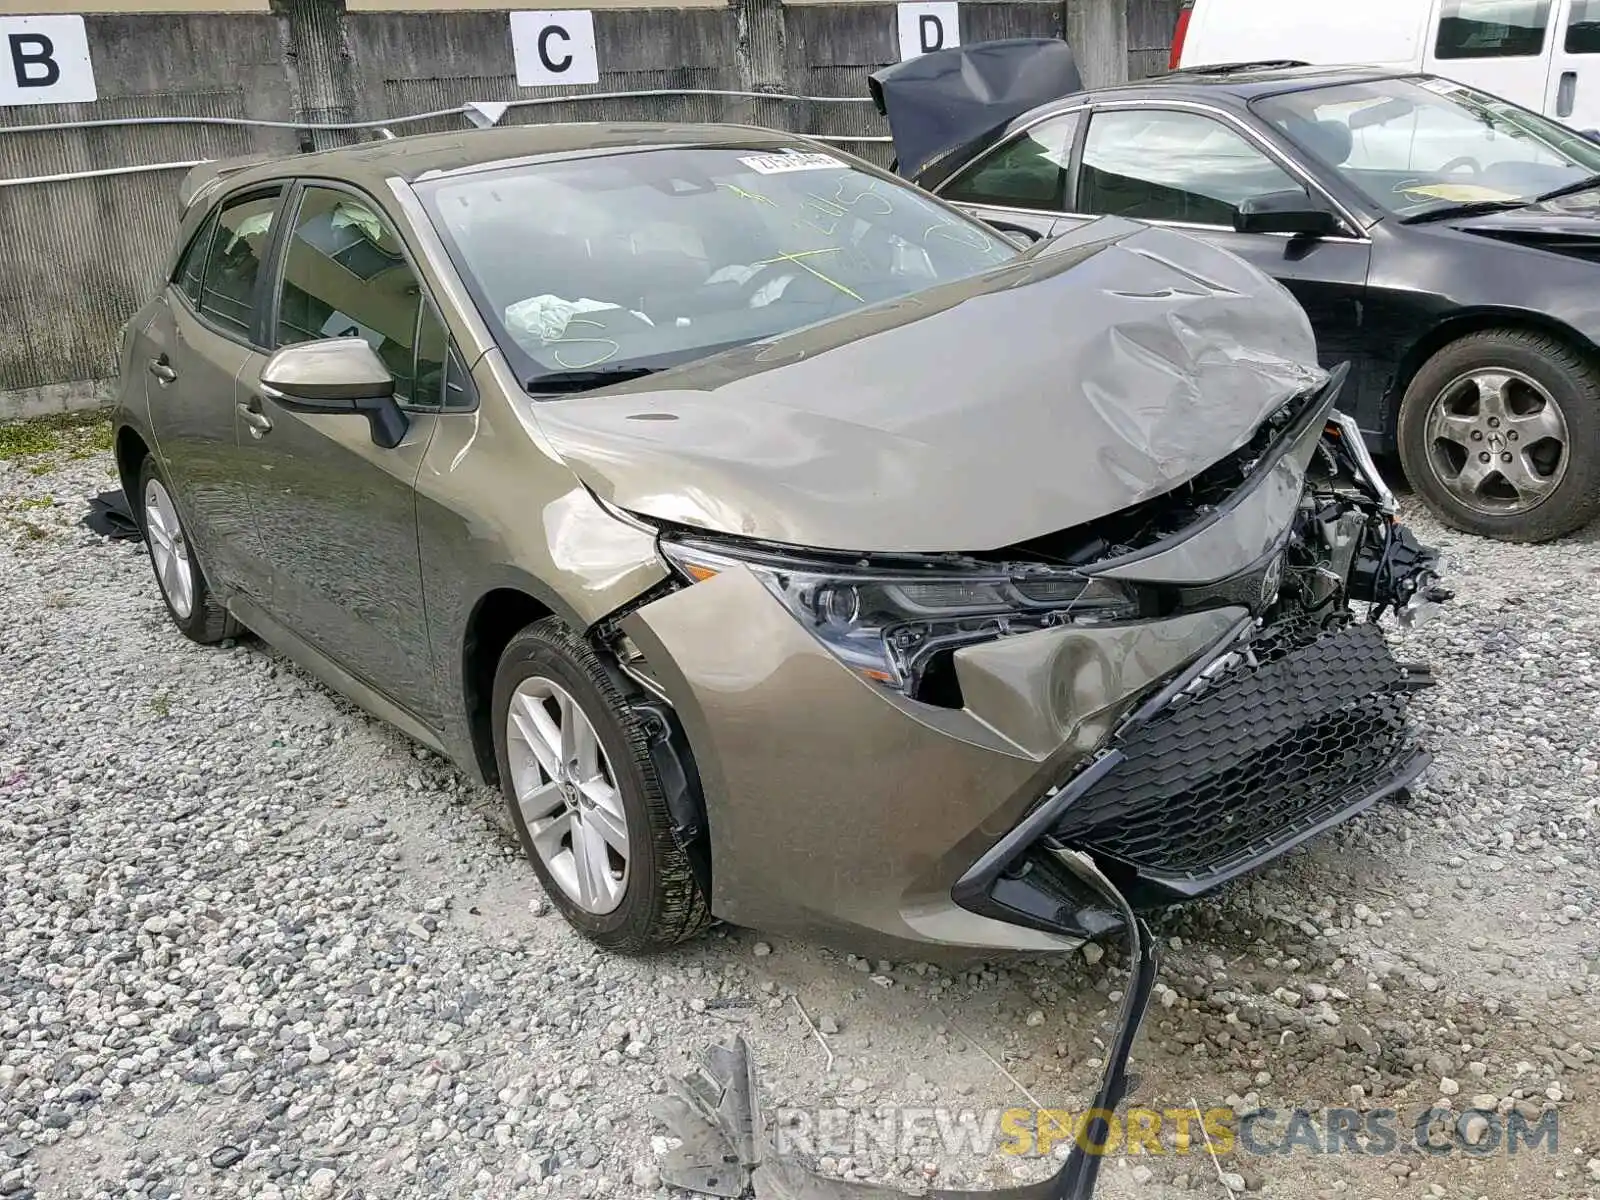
[114,424,151,518]
[1393,307,1600,408]
[460,585,559,786]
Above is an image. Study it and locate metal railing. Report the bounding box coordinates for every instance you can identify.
[0,88,891,189]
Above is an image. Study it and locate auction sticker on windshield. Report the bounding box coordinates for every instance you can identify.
[739,152,847,175]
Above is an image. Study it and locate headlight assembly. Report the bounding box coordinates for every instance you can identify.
[659,536,1139,700]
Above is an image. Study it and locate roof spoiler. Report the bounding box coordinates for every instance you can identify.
[869,38,1083,189]
[177,152,283,212]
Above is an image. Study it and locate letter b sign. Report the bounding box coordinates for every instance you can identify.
[0,15,96,107]
[510,10,599,88]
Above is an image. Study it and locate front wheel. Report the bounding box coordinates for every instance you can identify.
[491,617,710,952]
[1398,329,1600,542]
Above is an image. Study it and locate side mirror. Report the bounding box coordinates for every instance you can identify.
[1233,189,1343,238]
[259,338,409,449]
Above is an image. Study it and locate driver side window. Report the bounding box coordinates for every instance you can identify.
[276,186,467,411]
[1078,109,1299,227]
[940,114,1081,212]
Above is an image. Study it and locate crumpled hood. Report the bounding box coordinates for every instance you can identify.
[529,217,1326,554]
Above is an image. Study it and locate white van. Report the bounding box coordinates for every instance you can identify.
[1171,0,1600,132]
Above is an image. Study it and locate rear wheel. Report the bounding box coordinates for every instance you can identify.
[1398,329,1600,542]
[492,617,710,951]
[136,457,238,644]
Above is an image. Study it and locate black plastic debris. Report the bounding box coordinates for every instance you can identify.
[82,489,140,541]
[654,851,1159,1200]
[208,1145,245,1170]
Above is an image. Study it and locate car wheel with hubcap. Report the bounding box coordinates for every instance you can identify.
[136,456,239,643]
[492,617,710,951]
[1399,329,1600,542]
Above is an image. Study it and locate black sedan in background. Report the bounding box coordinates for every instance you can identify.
[872,46,1600,542]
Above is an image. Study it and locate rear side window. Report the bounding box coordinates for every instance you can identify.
[1435,0,1550,58]
[940,113,1081,212]
[173,210,217,307]
[197,192,281,340]
[1566,0,1600,51]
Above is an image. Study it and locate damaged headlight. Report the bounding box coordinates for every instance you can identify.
[660,536,1139,699]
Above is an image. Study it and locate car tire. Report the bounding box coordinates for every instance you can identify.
[492,617,710,952]
[136,456,239,644]
[1398,329,1600,542]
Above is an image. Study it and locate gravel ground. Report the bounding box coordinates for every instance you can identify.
[1,422,1597,1200]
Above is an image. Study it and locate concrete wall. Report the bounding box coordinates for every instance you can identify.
[0,0,1180,417]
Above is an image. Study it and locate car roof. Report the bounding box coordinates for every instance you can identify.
[1080,62,1417,104]
[207,121,819,197]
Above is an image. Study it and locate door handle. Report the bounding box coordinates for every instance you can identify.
[1559,70,1578,119]
[147,356,177,384]
[236,400,273,438]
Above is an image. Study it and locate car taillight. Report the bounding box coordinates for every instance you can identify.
[1168,0,1194,70]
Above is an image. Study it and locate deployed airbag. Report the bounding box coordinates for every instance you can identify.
[869,39,1083,187]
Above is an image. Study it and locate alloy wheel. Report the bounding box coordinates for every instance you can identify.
[143,478,195,620]
[505,675,630,914]
[1423,368,1569,516]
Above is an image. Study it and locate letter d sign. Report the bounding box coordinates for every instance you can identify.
[0,15,96,107]
[897,3,959,61]
[510,10,599,88]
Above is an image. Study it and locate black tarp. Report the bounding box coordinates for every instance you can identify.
[868,38,1083,189]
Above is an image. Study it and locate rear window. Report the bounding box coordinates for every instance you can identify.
[417,146,1015,389]
[1435,0,1550,58]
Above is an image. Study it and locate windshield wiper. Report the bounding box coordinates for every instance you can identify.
[1399,197,1530,224]
[1534,172,1600,203]
[525,365,662,395]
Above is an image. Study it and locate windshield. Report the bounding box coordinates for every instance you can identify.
[418,145,1016,388]
[1254,76,1600,217]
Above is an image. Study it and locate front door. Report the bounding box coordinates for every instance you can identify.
[1545,0,1600,130]
[238,182,443,726]
[1068,106,1380,433]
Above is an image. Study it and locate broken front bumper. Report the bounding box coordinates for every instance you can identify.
[954,611,1433,941]
[618,379,1440,955]
[620,564,1244,955]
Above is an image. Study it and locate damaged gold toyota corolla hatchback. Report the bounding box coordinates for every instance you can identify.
[113,124,1449,955]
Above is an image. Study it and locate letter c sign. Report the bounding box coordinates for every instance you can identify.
[511,10,599,87]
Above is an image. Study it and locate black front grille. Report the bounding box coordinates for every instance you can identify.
[1050,618,1422,885]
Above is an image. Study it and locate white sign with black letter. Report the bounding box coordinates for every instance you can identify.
[897,2,958,61]
[510,10,599,88]
[0,15,96,107]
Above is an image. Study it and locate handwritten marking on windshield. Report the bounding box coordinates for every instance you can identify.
[718,182,778,207]
[549,317,621,370]
[754,248,864,302]
[923,218,996,252]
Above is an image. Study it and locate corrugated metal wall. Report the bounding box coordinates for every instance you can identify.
[0,0,1180,415]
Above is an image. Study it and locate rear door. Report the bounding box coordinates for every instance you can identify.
[146,186,285,601]
[936,111,1085,243]
[1065,105,1380,425]
[1545,0,1600,129]
[237,181,445,727]
[1424,0,1557,113]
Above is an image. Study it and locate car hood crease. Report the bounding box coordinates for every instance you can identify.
[529,219,1327,554]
